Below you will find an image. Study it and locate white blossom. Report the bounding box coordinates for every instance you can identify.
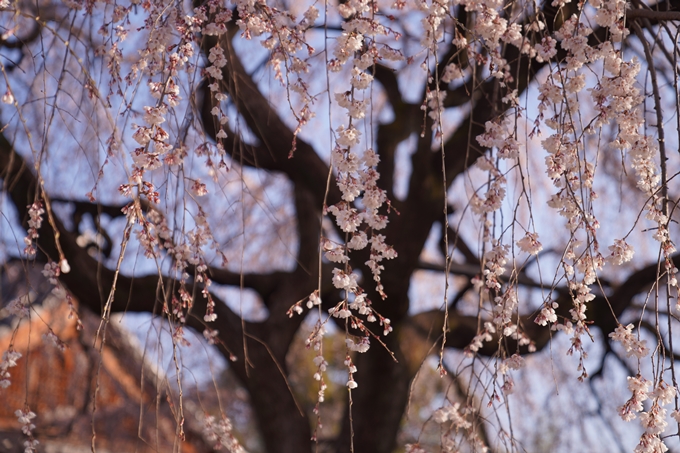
[608,239,634,265]
[609,324,649,359]
[517,232,543,255]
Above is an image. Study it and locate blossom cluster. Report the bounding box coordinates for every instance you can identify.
[143,206,221,329]
[619,376,677,453]
[516,232,543,256]
[465,238,534,355]
[99,0,226,336]
[290,281,394,392]
[16,408,39,453]
[533,10,667,381]
[328,138,395,296]
[469,156,508,218]
[433,402,470,428]
[311,88,398,386]
[42,261,61,285]
[304,319,329,403]
[430,402,489,453]
[200,413,245,453]
[329,0,403,75]
[466,113,540,359]
[609,324,649,359]
[42,329,67,352]
[0,349,21,389]
[23,201,44,257]
[233,0,320,143]
[6,295,30,319]
[455,102,543,372]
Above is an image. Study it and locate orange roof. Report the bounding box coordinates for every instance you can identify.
[0,271,209,453]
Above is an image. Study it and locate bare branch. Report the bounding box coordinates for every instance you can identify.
[627,8,680,21]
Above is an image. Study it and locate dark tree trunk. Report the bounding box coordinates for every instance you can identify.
[335,333,411,453]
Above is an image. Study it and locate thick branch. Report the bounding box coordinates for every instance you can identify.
[416,260,548,290]
[627,7,680,21]
[200,32,342,210]
[372,63,404,111]
[408,254,680,360]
